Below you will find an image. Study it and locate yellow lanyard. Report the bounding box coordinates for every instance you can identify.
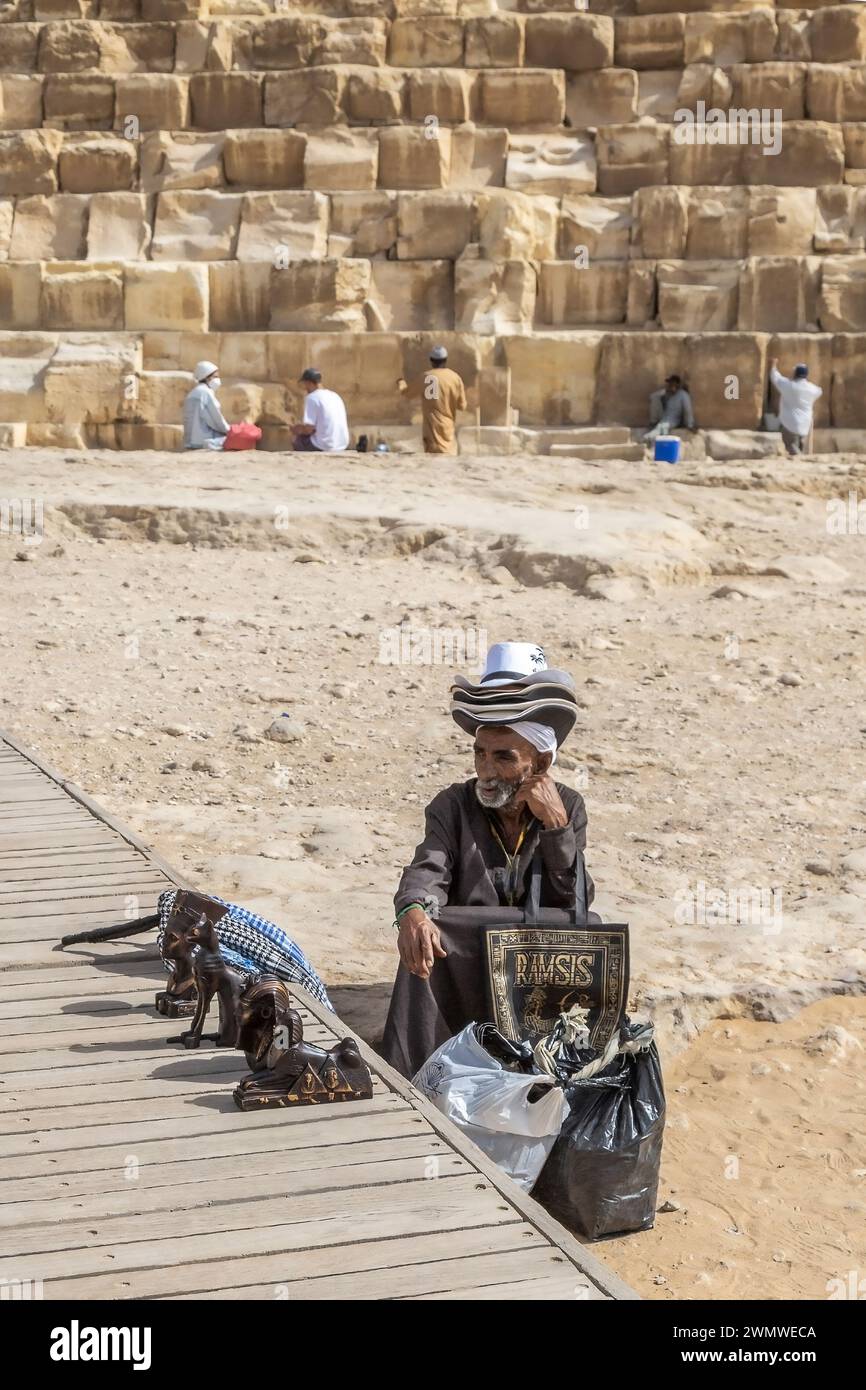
[488,818,528,864]
[487,816,532,904]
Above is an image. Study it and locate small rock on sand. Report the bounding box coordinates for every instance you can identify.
[265,716,305,743]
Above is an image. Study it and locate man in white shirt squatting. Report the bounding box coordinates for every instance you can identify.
[769,359,822,457]
[292,368,350,452]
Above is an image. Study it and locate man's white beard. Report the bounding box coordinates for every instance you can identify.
[475,778,516,810]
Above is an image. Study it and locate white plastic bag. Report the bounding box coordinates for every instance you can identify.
[413,1025,570,1192]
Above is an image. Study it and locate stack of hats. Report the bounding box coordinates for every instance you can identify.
[450,642,579,747]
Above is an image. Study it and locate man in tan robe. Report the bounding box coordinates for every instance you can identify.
[397,345,467,455]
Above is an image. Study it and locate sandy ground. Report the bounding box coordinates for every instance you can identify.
[1,446,865,1300]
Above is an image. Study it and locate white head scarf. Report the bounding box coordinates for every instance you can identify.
[478,720,558,765]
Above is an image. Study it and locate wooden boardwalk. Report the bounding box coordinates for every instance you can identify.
[0,731,636,1302]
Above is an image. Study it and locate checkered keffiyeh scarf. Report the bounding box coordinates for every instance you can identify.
[156,888,334,1011]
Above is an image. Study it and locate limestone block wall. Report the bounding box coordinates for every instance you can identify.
[1,0,865,445]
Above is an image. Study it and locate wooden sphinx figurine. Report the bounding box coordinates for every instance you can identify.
[229,973,374,1109]
[233,1028,373,1110]
[234,975,303,1072]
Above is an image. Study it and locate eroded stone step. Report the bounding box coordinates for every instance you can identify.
[542,427,632,446]
[549,442,645,460]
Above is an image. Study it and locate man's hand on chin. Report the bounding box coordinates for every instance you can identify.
[512,772,568,830]
[397,907,447,980]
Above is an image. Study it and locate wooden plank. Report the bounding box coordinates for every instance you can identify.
[0,862,158,884]
[0,1013,336,1049]
[0,1071,384,1135]
[0,987,174,1020]
[0,896,161,920]
[0,1070,243,1119]
[0,960,161,993]
[13,1226,546,1302]
[0,984,324,1021]
[0,1095,411,1176]
[0,940,161,970]
[0,875,166,899]
[0,1006,333,1041]
[0,1110,439,1203]
[0,1178,519,1278]
[176,1248,594,1303]
[0,791,90,807]
[414,1273,597,1300]
[0,848,154,869]
[0,831,123,851]
[0,1044,252,1089]
[0,896,163,924]
[0,1026,335,1077]
[1,1150,475,1228]
[0,1006,169,1038]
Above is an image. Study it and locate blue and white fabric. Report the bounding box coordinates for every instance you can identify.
[156,888,334,1011]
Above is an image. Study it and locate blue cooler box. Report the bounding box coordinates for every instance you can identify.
[656,436,683,464]
[654,435,681,463]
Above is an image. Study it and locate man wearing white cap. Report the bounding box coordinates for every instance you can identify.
[183,361,230,451]
[396,345,467,456]
[381,642,595,1078]
[183,361,262,451]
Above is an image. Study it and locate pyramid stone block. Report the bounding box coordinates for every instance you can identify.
[378,126,451,189]
[0,76,45,132]
[0,130,62,196]
[151,190,242,260]
[396,191,474,260]
[224,129,306,188]
[59,137,137,193]
[125,262,209,330]
[9,192,88,259]
[41,267,125,330]
[367,259,453,331]
[455,253,536,334]
[524,15,614,72]
[235,190,328,262]
[115,74,190,132]
[269,258,371,331]
[86,191,152,261]
[304,129,378,191]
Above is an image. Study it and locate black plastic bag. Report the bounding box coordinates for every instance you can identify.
[532,1038,665,1239]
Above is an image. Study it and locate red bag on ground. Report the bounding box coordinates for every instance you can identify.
[223,423,262,450]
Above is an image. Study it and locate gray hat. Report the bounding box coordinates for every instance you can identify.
[429,345,448,362]
[793,363,809,379]
[299,367,322,383]
[450,645,578,746]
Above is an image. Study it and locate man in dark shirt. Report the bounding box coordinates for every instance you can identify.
[381,722,593,1076]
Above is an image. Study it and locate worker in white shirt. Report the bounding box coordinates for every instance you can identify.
[769,359,822,457]
[291,368,350,452]
[183,361,229,450]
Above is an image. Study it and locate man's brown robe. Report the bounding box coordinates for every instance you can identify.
[399,367,467,455]
[380,779,595,1078]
